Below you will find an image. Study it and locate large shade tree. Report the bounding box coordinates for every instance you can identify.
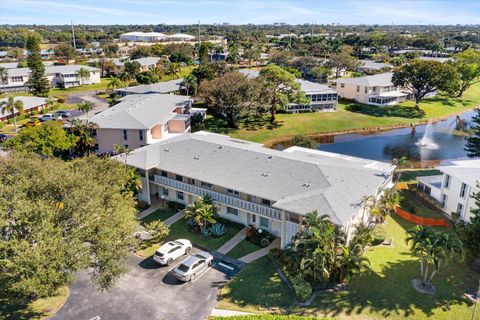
[465,108,480,158]
[451,49,480,97]
[392,60,459,110]
[0,153,138,300]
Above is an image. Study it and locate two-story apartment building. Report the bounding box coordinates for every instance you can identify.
[90,93,206,155]
[287,80,338,113]
[0,65,101,93]
[417,159,480,222]
[114,131,395,247]
[334,73,408,106]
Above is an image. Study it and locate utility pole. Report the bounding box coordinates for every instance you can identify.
[71,20,77,49]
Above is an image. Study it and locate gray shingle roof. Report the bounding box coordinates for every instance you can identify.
[116,78,184,95]
[133,57,162,67]
[438,159,480,187]
[334,72,394,87]
[89,94,191,130]
[296,80,336,94]
[3,65,100,77]
[115,132,394,224]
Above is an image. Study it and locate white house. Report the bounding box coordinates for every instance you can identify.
[89,93,206,155]
[357,60,392,74]
[115,78,184,97]
[417,159,480,222]
[113,131,395,247]
[334,72,408,106]
[0,65,101,93]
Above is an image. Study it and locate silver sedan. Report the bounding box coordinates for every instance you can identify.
[172,251,214,282]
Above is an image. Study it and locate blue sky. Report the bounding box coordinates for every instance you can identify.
[1,0,479,25]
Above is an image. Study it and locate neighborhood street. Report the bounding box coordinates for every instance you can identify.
[52,248,231,320]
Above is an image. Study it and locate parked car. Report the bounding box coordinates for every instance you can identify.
[0,134,7,143]
[24,119,41,127]
[172,251,214,282]
[39,113,61,122]
[153,239,192,265]
[55,110,71,118]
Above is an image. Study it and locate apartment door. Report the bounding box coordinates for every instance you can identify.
[247,213,256,226]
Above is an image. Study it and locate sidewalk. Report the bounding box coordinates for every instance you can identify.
[136,199,163,220]
[239,237,280,263]
[211,308,254,317]
[216,227,247,254]
[164,210,185,226]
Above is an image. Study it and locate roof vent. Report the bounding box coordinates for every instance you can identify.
[218,146,223,149]
[193,156,200,160]
[261,172,269,177]
[267,156,273,159]
[163,148,170,152]
[303,182,312,188]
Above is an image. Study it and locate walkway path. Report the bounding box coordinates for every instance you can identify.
[211,308,254,317]
[216,227,247,254]
[164,210,185,226]
[239,237,281,263]
[136,200,163,220]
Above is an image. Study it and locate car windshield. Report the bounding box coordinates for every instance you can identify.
[177,264,190,272]
[154,251,164,257]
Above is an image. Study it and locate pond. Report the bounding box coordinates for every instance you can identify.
[274,111,476,165]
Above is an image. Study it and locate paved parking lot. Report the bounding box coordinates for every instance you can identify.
[52,248,231,320]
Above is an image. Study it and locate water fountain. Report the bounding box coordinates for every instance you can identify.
[415,119,439,150]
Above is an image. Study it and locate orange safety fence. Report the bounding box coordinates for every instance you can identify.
[395,207,450,227]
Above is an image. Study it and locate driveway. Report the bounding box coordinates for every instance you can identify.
[52,248,233,320]
[66,91,109,119]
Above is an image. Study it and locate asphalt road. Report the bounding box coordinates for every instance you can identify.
[67,91,109,120]
[52,248,231,320]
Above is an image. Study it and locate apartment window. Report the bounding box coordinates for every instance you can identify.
[176,191,184,200]
[441,194,448,208]
[459,183,467,198]
[138,130,144,141]
[190,178,196,185]
[356,85,360,92]
[340,83,345,88]
[201,181,212,189]
[162,188,169,196]
[365,87,368,94]
[252,214,256,223]
[261,199,271,206]
[226,206,238,216]
[227,188,240,197]
[161,170,168,177]
[260,217,269,228]
[11,76,23,82]
[444,174,451,189]
[122,130,128,140]
[456,203,464,215]
[176,175,183,182]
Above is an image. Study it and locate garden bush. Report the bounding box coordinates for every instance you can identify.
[290,275,313,302]
[260,237,271,247]
[0,121,5,130]
[167,201,185,212]
[371,224,387,245]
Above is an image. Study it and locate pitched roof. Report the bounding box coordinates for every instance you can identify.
[358,60,391,70]
[0,96,48,117]
[438,159,480,187]
[296,79,336,94]
[133,57,162,66]
[3,65,100,77]
[89,93,190,130]
[334,72,394,87]
[116,78,184,94]
[115,132,394,224]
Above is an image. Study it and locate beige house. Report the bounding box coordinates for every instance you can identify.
[89,94,206,154]
[0,96,49,121]
[0,65,101,93]
[114,132,395,247]
[334,72,408,106]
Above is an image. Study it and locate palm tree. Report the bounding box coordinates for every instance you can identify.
[393,156,408,184]
[1,96,24,133]
[150,66,164,80]
[67,119,97,156]
[77,101,94,118]
[0,67,8,94]
[185,196,217,235]
[182,74,197,95]
[336,238,370,282]
[167,63,181,78]
[379,189,401,218]
[119,72,131,88]
[76,67,90,86]
[107,76,123,93]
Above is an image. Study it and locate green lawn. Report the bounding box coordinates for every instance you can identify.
[0,286,69,320]
[227,239,261,260]
[167,218,244,251]
[217,216,479,320]
[140,207,177,225]
[205,82,480,144]
[210,316,330,320]
[160,66,195,81]
[399,169,443,183]
[399,189,449,220]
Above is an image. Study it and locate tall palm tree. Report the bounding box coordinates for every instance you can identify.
[119,72,131,88]
[76,67,90,86]
[77,101,94,118]
[182,74,197,95]
[150,66,164,80]
[393,156,408,183]
[167,63,181,78]
[0,67,8,94]
[1,96,24,133]
[107,76,123,93]
[185,197,217,235]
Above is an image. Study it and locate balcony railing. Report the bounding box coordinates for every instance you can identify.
[152,175,282,220]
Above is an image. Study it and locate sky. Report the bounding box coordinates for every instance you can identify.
[0,0,479,25]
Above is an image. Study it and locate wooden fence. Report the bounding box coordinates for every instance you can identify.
[395,207,450,227]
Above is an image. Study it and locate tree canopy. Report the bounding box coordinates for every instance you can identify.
[0,153,138,299]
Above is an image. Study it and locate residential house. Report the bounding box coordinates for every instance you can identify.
[115,78,184,97]
[417,159,480,222]
[89,93,206,154]
[114,131,395,247]
[0,65,101,93]
[334,72,408,106]
[133,57,162,72]
[357,60,392,74]
[0,96,49,121]
[287,80,338,113]
[120,32,195,42]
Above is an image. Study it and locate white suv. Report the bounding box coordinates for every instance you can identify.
[153,239,192,265]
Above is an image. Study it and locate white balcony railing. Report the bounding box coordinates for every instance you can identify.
[152,175,282,221]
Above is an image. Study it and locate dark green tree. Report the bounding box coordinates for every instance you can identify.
[26,33,49,97]
[465,108,480,158]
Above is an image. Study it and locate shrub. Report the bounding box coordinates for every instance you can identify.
[352,224,374,247]
[290,275,313,302]
[0,121,5,130]
[167,201,185,212]
[248,228,275,246]
[144,220,170,243]
[209,223,226,237]
[260,237,271,248]
[371,224,387,245]
[291,135,318,149]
